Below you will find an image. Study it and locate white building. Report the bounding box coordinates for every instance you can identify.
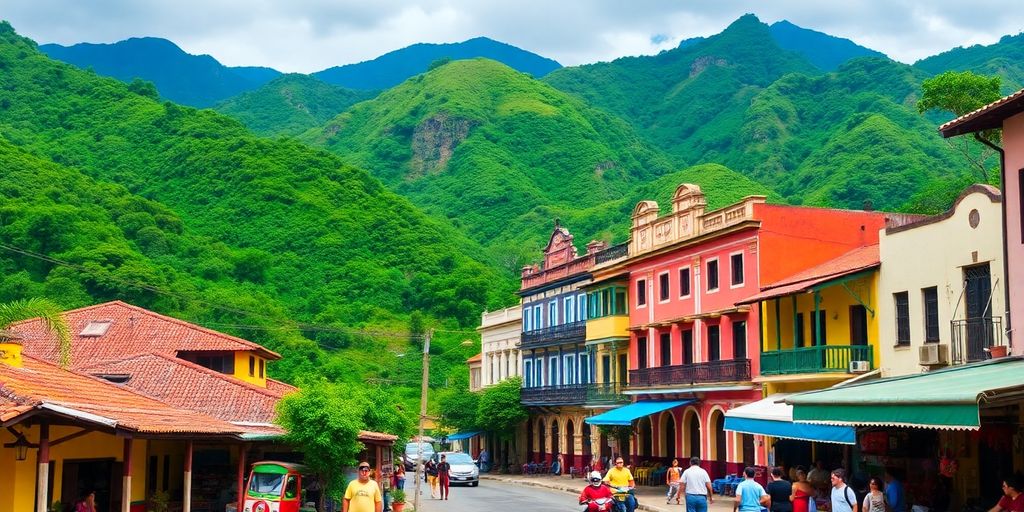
[475,305,523,389]
[878,185,1007,377]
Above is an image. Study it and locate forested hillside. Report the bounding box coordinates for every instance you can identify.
[214,74,377,136]
[0,22,499,401]
[914,32,1024,91]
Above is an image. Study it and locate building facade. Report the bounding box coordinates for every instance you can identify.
[478,305,523,388]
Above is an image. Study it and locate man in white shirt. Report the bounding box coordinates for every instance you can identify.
[830,469,859,512]
[680,456,714,512]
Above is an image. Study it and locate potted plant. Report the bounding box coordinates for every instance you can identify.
[391,489,407,512]
[149,491,169,512]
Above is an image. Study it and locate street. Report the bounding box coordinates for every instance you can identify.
[417,481,577,512]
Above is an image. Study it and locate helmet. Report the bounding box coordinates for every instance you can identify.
[589,471,603,486]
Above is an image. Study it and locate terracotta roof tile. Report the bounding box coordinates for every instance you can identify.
[80,352,293,424]
[359,430,399,442]
[939,87,1024,136]
[1,355,242,435]
[11,300,280,367]
[267,378,298,396]
[739,245,879,304]
[466,353,482,363]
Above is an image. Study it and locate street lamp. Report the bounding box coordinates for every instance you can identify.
[12,434,30,461]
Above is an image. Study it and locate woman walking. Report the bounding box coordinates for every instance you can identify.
[863,477,887,512]
[438,454,452,500]
[666,458,683,504]
[395,464,406,490]
[425,458,440,499]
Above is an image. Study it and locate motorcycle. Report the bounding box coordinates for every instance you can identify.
[580,497,615,512]
[606,485,636,512]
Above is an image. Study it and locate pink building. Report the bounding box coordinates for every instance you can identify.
[940,89,1024,353]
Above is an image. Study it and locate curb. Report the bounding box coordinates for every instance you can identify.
[479,475,669,512]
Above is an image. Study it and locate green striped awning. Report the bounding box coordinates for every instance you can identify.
[785,357,1024,430]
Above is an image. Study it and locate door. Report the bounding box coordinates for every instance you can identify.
[62,460,117,512]
[964,263,993,361]
[601,355,611,385]
[849,305,868,346]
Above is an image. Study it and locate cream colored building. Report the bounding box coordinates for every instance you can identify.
[477,305,523,388]
[878,185,1006,377]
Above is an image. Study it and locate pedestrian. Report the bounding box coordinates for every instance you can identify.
[480,448,491,473]
[681,456,714,512]
[734,467,770,512]
[989,474,1024,512]
[790,468,815,512]
[862,477,887,512]
[75,491,97,512]
[552,453,563,476]
[344,462,383,512]
[666,458,683,504]
[395,464,405,490]
[425,458,440,499]
[603,457,637,512]
[809,461,830,496]
[830,469,860,512]
[768,467,793,512]
[438,454,452,500]
[884,469,905,512]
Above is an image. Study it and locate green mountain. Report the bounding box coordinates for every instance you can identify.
[915,32,1024,91]
[0,22,514,338]
[301,58,690,264]
[544,14,820,162]
[768,20,886,71]
[214,74,377,137]
[39,37,281,107]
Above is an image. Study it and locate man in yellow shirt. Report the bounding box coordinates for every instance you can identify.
[603,457,636,512]
[344,462,383,512]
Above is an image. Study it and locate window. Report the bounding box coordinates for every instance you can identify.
[524,306,532,332]
[535,358,544,386]
[614,288,627,315]
[147,456,158,495]
[249,355,256,377]
[637,279,647,307]
[679,267,691,297]
[660,332,672,366]
[811,311,827,345]
[732,321,747,359]
[730,253,744,286]
[578,293,587,321]
[895,292,910,346]
[659,272,670,302]
[524,360,533,387]
[196,354,234,374]
[80,320,112,337]
[534,306,542,330]
[579,353,590,383]
[681,330,694,364]
[563,354,576,384]
[258,359,265,378]
[795,313,805,348]
[637,336,648,369]
[708,325,721,361]
[548,356,559,385]
[548,301,558,326]
[162,455,170,491]
[707,259,720,291]
[923,287,939,342]
[565,296,576,323]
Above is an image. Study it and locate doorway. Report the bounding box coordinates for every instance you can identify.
[61,459,121,512]
[849,305,868,346]
[964,263,994,361]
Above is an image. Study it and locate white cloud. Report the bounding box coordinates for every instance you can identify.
[2,0,1023,72]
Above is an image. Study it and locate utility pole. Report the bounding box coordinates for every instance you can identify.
[413,329,432,512]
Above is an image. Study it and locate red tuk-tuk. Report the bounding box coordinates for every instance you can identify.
[243,461,313,512]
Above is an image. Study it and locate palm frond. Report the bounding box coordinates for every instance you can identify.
[0,298,71,368]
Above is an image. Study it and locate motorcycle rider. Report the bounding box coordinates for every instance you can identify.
[603,457,637,512]
[579,471,615,512]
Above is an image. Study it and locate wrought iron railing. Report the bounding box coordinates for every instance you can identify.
[521,384,588,405]
[595,243,629,264]
[628,359,751,387]
[760,345,873,375]
[586,382,630,405]
[951,317,1003,364]
[520,321,586,349]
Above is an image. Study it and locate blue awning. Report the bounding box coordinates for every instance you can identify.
[585,400,693,426]
[447,430,482,441]
[723,394,855,445]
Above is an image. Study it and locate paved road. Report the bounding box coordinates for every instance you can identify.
[416,480,578,512]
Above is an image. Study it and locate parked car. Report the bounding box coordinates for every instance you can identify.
[403,441,435,471]
[431,451,479,487]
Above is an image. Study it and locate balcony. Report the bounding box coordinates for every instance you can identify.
[521,384,588,406]
[586,382,630,406]
[520,321,586,350]
[595,243,628,265]
[628,359,751,387]
[760,345,873,375]
[951,317,1004,364]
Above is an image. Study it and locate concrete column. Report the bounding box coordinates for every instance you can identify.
[183,441,193,512]
[237,444,247,512]
[36,423,49,512]
[122,438,132,512]
[482,353,490,387]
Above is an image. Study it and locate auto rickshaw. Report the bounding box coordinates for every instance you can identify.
[243,461,315,512]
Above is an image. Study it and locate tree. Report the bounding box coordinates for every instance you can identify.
[477,377,527,466]
[0,298,71,368]
[438,380,480,433]
[918,71,1003,181]
[276,382,364,506]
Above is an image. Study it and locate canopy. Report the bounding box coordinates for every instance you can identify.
[585,400,693,426]
[447,430,482,441]
[723,394,855,444]
[786,357,1024,430]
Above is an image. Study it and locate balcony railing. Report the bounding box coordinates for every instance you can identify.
[628,359,751,387]
[951,317,1003,364]
[521,384,588,405]
[520,321,586,349]
[760,345,873,375]
[595,243,629,264]
[586,382,630,405]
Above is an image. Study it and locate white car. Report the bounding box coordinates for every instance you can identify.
[432,452,479,486]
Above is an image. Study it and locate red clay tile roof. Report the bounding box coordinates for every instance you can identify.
[80,352,293,424]
[466,353,482,363]
[11,300,279,367]
[738,245,880,305]
[1,355,242,435]
[267,378,298,396]
[939,87,1024,137]
[359,430,399,442]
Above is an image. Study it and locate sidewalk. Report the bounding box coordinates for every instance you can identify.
[480,473,737,512]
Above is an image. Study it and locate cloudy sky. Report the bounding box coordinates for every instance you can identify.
[4,0,1023,73]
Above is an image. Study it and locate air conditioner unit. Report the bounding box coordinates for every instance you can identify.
[849,360,871,373]
[918,344,949,366]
